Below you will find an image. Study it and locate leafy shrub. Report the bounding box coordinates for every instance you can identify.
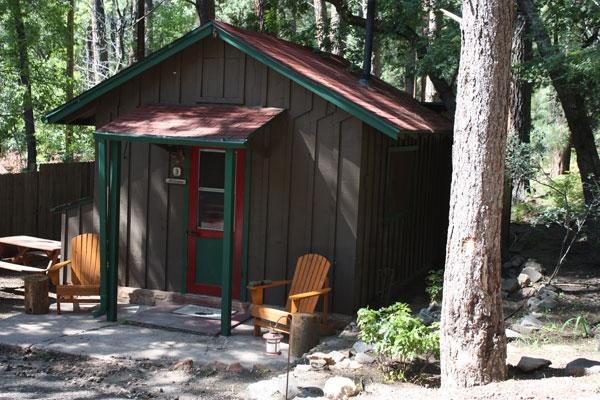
[357,302,440,362]
[425,270,444,303]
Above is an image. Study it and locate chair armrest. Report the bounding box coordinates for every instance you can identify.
[288,287,331,301]
[47,259,71,273]
[247,280,292,290]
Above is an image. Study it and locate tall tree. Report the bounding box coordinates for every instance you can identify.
[8,0,36,171]
[329,4,344,55]
[441,0,513,388]
[253,0,266,31]
[90,0,109,83]
[314,0,328,50]
[134,0,146,62]
[65,0,75,161]
[192,0,214,26]
[518,0,600,205]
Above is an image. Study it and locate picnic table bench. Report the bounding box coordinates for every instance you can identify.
[0,235,62,283]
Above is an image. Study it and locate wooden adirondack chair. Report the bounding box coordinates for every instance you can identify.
[248,253,331,336]
[47,233,100,314]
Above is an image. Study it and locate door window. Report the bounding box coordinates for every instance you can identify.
[197,150,225,231]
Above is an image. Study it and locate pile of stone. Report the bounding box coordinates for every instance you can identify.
[513,356,600,377]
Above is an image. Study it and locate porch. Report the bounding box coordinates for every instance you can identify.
[94,104,284,335]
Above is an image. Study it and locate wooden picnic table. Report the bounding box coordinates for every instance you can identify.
[0,235,62,274]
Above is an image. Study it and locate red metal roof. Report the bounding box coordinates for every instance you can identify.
[215,21,453,134]
[98,104,284,143]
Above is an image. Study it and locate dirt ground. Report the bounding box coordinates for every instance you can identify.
[1,223,599,399]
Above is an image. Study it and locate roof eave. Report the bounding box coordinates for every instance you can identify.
[94,131,248,148]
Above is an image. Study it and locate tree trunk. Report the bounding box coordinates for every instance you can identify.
[134,0,145,62]
[195,0,214,26]
[24,275,50,315]
[441,0,513,388]
[146,0,154,54]
[424,0,439,102]
[551,137,572,177]
[254,0,266,31]
[90,0,109,83]
[65,0,75,161]
[329,4,344,55]
[9,0,36,171]
[518,0,600,206]
[314,0,328,51]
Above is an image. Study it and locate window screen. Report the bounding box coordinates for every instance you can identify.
[198,151,225,230]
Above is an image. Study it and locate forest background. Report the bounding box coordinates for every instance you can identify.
[0,0,599,217]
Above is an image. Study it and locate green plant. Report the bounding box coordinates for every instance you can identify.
[356,302,440,378]
[425,270,444,303]
[562,315,592,338]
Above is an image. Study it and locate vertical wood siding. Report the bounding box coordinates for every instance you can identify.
[90,36,449,313]
[355,126,452,307]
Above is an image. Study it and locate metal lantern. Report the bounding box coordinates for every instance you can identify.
[263,330,284,355]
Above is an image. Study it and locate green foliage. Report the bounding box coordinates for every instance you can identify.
[561,314,592,338]
[356,302,440,367]
[425,269,443,303]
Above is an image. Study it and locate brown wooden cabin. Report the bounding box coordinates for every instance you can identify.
[45,21,453,334]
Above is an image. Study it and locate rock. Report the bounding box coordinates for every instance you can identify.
[252,364,271,373]
[517,273,531,287]
[505,328,523,339]
[296,386,325,398]
[538,286,559,300]
[511,255,526,267]
[351,341,373,354]
[502,278,519,293]
[512,287,536,300]
[519,315,544,330]
[565,358,600,377]
[169,359,193,371]
[332,358,362,370]
[309,359,328,370]
[427,301,441,312]
[208,361,228,371]
[516,356,551,372]
[246,376,299,400]
[307,351,348,366]
[521,267,543,284]
[323,377,358,400]
[523,259,543,273]
[227,362,245,373]
[418,308,440,325]
[527,296,557,312]
[354,352,376,365]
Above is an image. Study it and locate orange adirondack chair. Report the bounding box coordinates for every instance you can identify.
[47,233,101,314]
[248,253,331,336]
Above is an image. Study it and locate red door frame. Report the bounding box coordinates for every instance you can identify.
[187,147,246,299]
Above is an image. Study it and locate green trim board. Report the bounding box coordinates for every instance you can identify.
[44,21,401,140]
[94,131,248,148]
[93,139,108,318]
[220,149,236,336]
[44,23,214,124]
[107,140,121,322]
[51,196,94,213]
[240,149,252,302]
[181,147,191,293]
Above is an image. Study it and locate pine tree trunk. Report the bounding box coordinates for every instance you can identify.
[551,137,572,177]
[254,0,265,31]
[440,0,513,388]
[518,0,600,206]
[9,0,36,171]
[424,0,438,102]
[314,0,328,50]
[146,0,154,54]
[134,0,145,62]
[90,0,109,83]
[195,0,214,25]
[65,0,75,161]
[329,5,344,56]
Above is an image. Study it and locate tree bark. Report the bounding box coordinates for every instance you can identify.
[329,4,344,56]
[551,138,572,177]
[65,0,75,161]
[195,0,214,26]
[90,0,109,83]
[314,0,328,50]
[518,0,600,205]
[9,0,36,171]
[424,0,439,102]
[254,0,266,31]
[146,0,154,54]
[441,0,513,388]
[134,0,145,62]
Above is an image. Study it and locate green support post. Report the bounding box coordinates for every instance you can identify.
[220,149,235,336]
[107,140,121,322]
[240,150,252,302]
[93,139,108,318]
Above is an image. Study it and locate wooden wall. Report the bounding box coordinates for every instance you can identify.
[0,162,95,240]
[355,127,452,308]
[90,35,452,313]
[91,37,364,312]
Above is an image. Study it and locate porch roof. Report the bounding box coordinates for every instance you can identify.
[95,104,284,147]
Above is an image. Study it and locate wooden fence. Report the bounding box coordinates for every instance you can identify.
[0,162,95,240]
